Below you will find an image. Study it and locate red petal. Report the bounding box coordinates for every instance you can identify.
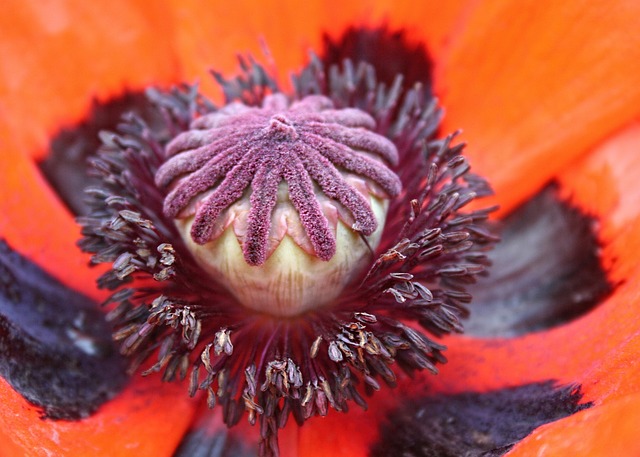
[163,0,477,96]
[0,0,179,160]
[0,142,101,297]
[0,376,198,457]
[4,1,639,455]
[508,394,640,457]
[435,0,640,212]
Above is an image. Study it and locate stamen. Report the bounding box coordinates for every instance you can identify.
[78,55,497,457]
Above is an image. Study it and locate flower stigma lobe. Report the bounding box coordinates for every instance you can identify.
[157,93,401,316]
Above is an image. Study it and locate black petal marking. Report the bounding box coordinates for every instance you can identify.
[370,381,590,457]
[321,26,433,92]
[465,184,613,337]
[0,239,127,419]
[40,92,158,216]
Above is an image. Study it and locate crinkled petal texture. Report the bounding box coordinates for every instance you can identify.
[1,0,640,456]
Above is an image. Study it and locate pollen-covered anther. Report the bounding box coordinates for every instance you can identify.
[155,93,402,316]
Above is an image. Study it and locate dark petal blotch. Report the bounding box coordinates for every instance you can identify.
[321,26,433,93]
[465,183,613,337]
[0,239,127,420]
[40,92,158,216]
[370,381,590,457]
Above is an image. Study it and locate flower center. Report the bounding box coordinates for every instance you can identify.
[78,56,498,457]
[155,93,401,316]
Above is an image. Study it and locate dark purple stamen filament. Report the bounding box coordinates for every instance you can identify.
[155,94,401,265]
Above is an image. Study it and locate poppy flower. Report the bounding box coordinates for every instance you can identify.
[2,1,640,456]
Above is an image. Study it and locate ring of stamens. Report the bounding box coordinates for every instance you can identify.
[78,57,498,457]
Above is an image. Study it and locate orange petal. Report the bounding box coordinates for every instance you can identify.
[163,0,477,96]
[557,120,640,278]
[0,0,179,159]
[506,394,640,457]
[554,121,640,403]
[435,0,640,212]
[0,376,198,457]
[0,136,102,298]
[0,0,481,161]
[364,0,478,60]
[295,393,397,457]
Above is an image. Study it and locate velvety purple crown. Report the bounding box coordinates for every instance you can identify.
[155,93,401,265]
